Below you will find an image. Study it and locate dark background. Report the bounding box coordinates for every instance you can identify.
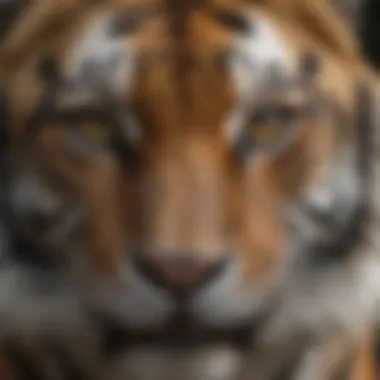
[361,0,380,69]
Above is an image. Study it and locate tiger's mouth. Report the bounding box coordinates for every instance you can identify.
[90,254,278,355]
[95,307,257,354]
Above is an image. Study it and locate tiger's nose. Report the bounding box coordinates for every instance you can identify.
[25,209,64,234]
[27,212,52,232]
[132,254,228,294]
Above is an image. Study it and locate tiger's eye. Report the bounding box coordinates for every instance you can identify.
[248,105,295,146]
[76,122,112,146]
[250,122,283,145]
[235,104,300,161]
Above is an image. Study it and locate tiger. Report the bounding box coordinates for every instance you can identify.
[0,0,380,379]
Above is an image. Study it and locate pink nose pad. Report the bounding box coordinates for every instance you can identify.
[150,262,210,289]
[133,254,228,294]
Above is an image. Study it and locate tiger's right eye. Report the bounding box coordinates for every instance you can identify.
[74,121,113,148]
[62,119,116,156]
[234,96,307,163]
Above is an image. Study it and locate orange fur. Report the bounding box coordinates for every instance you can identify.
[0,0,379,379]
[351,333,377,380]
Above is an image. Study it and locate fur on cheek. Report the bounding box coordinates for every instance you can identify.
[88,259,175,328]
[0,266,88,341]
[257,251,380,347]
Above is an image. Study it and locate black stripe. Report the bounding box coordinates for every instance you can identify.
[6,342,46,380]
[93,293,279,357]
[303,82,373,263]
[98,313,253,354]
[110,4,159,36]
[373,326,380,376]
[0,0,29,41]
[271,355,302,380]
[211,8,252,34]
[325,82,373,259]
[355,81,373,205]
[331,354,353,380]
[0,182,67,270]
[46,341,87,380]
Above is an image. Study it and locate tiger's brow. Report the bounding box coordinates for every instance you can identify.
[110,3,160,35]
[210,7,252,34]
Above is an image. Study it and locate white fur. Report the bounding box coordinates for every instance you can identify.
[191,259,280,327]
[63,12,136,102]
[260,253,380,346]
[289,149,364,248]
[248,143,380,378]
[230,16,294,101]
[106,346,243,380]
[304,149,362,220]
[269,145,380,343]
[0,265,86,340]
[243,251,380,380]
[91,257,277,329]
[90,259,175,328]
[227,15,295,142]
[60,13,142,147]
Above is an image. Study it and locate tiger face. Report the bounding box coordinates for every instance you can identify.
[2,0,372,336]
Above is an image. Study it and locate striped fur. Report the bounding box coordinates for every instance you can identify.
[0,1,380,379]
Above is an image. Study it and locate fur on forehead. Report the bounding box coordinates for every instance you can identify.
[0,0,361,70]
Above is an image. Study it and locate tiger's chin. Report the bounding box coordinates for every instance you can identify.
[105,345,244,380]
[88,257,274,380]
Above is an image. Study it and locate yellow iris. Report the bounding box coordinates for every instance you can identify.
[251,122,284,145]
[76,122,112,146]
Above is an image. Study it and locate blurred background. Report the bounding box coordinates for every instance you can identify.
[357,0,380,69]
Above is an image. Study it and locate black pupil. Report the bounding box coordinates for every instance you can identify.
[251,104,296,126]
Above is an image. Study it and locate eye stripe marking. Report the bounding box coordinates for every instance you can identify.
[211,9,252,34]
[111,4,160,36]
[64,15,136,99]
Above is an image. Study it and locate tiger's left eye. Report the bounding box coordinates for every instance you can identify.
[250,105,297,145]
[65,120,116,156]
[75,122,113,147]
[236,104,300,160]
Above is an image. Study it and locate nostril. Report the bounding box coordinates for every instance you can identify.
[132,255,229,294]
[27,212,53,232]
[154,262,209,288]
